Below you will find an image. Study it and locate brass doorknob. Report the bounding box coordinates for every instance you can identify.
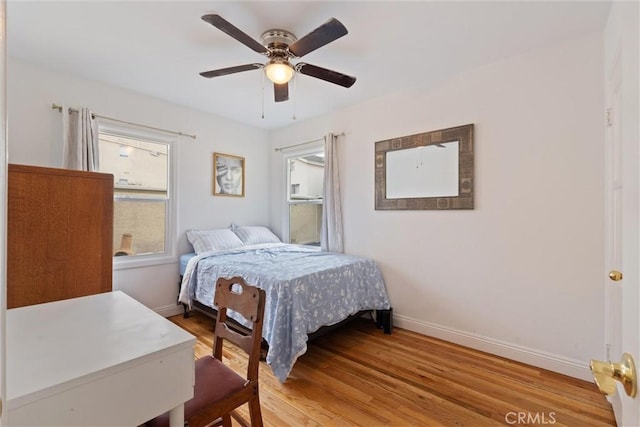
[609,270,623,281]
[590,353,637,397]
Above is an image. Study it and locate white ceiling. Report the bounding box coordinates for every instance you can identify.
[7,1,611,130]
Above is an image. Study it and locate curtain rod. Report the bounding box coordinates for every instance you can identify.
[51,103,197,140]
[274,132,345,152]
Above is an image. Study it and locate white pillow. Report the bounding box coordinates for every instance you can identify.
[187,228,244,254]
[232,226,281,245]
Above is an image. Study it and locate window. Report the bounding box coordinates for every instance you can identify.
[98,124,175,266]
[286,151,324,246]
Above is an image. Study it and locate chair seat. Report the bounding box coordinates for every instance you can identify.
[145,356,246,427]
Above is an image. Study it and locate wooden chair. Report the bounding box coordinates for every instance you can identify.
[146,276,266,427]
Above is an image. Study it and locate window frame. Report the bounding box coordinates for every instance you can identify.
[282,143,324,245]
[98,122,177,270]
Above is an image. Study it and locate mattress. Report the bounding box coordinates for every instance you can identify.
[179,252,196,276]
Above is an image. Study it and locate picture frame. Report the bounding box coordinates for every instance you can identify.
[213,152,245,197]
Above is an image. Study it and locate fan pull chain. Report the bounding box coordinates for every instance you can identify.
[292,74,297,121]
[261,71,265,119]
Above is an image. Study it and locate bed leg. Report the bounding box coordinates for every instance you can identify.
[178,275,190,318]
[376,308,393,334]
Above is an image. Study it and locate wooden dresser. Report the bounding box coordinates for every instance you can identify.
[8,164,114,308]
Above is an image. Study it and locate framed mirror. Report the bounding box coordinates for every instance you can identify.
[375,124,474,210]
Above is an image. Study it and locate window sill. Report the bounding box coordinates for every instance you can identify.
[112,253,176,270]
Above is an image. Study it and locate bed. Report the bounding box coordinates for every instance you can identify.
[177,226,392,383]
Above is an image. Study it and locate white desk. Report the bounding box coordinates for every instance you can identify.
[7,291,196,426]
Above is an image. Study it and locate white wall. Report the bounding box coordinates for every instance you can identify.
[269,33,605,380]
[8,58,270,315]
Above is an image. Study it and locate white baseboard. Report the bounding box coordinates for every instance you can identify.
[393,314,593,382]
[155,304,185,318]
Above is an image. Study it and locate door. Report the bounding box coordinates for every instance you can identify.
[599,2,640,425]
[0,1,7,424]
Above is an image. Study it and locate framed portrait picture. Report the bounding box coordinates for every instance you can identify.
[213,152,245,197]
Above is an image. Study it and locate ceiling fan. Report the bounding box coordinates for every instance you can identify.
[200,14,357,103]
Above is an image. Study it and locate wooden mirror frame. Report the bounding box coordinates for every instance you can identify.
[375,124,474,210]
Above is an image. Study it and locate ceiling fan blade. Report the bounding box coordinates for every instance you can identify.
[202,14,268,54]
[297,63,356,88]
[200,63,262,78]
[274,83,289,102]
[288,18,348,58]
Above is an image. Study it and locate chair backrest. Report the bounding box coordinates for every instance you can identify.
[213,276,266,382]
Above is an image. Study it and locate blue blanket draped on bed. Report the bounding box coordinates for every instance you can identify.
[178,243,391,382]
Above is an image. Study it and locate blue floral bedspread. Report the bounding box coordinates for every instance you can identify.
[178,243,391,382]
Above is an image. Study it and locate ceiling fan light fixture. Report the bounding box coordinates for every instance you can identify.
[265,59,294,84]
[200,15,357,103]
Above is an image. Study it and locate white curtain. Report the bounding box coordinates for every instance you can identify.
[320,132,343,252]
[62,106,99,171]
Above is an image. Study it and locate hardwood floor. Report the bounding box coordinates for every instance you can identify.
[168,311,615,426]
